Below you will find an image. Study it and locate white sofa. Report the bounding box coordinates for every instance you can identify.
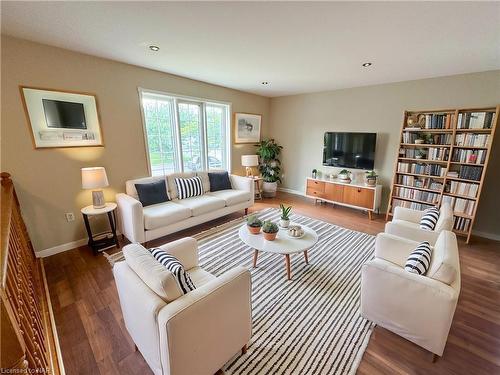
[113,237,252,375]
[385,203,453,245]
[117,172,254,243]
[361,231,460,357]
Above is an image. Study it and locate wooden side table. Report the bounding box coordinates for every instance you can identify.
[252,177,263,200]
[81,202,119,255]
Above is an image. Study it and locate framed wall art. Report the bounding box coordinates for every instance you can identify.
[20,86,104,148]
[234,112,261,144]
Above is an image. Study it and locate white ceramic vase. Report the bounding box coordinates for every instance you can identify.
[279,219,290,228]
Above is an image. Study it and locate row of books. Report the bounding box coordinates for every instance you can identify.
[392,198,434,211]
[457,112,495,129]
[394,187,440,204]
[396,175,443,191]
[455,133,490,147]
[399,147,449,161]
[427,147,449,161]
[442,196,475,216]
[453,165,482,181]
[453,217,471,232]
[401,133,452,144]
[397,162,446,177]
[451,149,486,164]
[423,113,454,129]
[445,180,479,198]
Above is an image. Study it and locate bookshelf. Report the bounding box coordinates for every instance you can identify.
[386,105,499,243]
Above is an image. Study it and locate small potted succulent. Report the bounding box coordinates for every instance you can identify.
[338,169,351,183]
[262,221,279,241]
[247,215,263,234]
[279,204,292,228]
[365,170,378,186]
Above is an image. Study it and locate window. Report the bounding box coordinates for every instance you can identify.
[139,89,230,176]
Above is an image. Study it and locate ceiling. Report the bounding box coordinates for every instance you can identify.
[2,2,499,97]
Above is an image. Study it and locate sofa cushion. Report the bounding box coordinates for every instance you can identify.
[175,176,204,199]
[420,207,440,231]
[135,180,169,207]
[126,176,166,200]
[143,201,191,230]
[176,195,226,216]
[207,189,251,206]
[123,243,182,302]
[166,172,195,200]
[196,171,211,193]
[187,266,217,288]
[404,241,432,275]
[150,248,196,294]
[208,171,232,192]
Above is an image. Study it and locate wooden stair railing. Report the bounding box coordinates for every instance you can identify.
[1,172,64,374]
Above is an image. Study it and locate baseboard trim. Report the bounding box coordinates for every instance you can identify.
[471,230,500,242]
[278,187,306,196]
[36,238,88,258]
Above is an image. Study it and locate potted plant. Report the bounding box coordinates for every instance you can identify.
[262,221,279,241]
[338,169,351,183]
[365,170,378,186]
[246,215,263,234]
[415,149,426,159]
[414,135,425,145]
[279,204,292,228]
[312,169,318,179]
[256,139,283,197]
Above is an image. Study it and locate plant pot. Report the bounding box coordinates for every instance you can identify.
[263,231,278,241]
[247,225,261,234]
[262,181,278,198]
[365,178,376,187]
[279,219,290,228]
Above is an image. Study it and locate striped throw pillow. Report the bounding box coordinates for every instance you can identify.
[149,248,196,294]
[175,176,204,199]
[404,241,432,275]
[419,207,440,231]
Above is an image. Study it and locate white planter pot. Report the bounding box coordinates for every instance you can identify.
[279,219,290,228]
[262,181,278,197]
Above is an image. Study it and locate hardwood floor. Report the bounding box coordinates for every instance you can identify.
[43,192,500,375]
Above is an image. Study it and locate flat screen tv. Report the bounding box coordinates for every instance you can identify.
[42,99,87,129]
[323,132,376,170]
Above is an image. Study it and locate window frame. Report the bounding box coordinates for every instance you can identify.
[138,88,232,176]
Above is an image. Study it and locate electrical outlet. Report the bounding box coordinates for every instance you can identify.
[65,212,75,222]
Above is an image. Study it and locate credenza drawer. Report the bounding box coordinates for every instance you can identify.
[307,179,325,190]
[342,186,374,209]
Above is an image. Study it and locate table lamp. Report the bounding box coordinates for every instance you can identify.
[81,167,109,209]
[241,155,259,177]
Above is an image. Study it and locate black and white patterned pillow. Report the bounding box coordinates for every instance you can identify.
[404,241,432,275]
[175,176,204,199]
[149,248,196,294]
[419,207,440,231]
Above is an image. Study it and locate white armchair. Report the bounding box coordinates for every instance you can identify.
[361,231,460,357]
[113,237,252,375]
[385,203,453,245]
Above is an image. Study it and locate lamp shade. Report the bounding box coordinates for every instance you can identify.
[241,155,259,167]
[81,167,109,189]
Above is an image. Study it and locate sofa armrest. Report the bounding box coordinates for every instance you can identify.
[158,237,199,270]
[230,174,254,194]
[157,266,252,375]
[375,232,421,267]
[116,193,145,243]
[385,221,440,246]
[361,258,458,355]
[393,206,425,224]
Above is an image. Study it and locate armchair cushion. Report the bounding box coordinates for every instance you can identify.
[208,171,232,192]
[419,207,440,230]
[404,241,432,275]
[123,243,183,302]
[135,179,169,207]
[150,248,196,294]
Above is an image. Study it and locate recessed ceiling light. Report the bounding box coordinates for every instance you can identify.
[362,62,372,67]
[261,81,269,85]
[149,45,160,52]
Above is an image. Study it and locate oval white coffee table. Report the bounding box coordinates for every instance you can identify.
[238,222,318,280]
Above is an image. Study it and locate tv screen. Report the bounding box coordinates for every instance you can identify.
[42,99,87,129]
[323,132,376,170]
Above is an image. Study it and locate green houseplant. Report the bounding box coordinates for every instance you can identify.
[247,215,263,234]
[365,170,378,186]
[262,221,279,241]
[256,139,283,197]
[338,169,351,182]
[279,204,292,228]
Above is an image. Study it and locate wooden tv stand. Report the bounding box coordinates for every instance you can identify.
[305,177,382,219]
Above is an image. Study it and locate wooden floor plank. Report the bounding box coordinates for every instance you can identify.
[44,192,500,374]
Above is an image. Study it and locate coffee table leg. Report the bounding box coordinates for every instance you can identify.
[285,254,291,280]
[304,250,309,264]
[253,249,259,268]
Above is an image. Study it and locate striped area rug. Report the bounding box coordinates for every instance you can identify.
[195,208,375,375]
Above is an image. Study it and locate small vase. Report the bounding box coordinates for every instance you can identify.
[247,225,261,234]
[263,231,278,241]
[279,219,290,228]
